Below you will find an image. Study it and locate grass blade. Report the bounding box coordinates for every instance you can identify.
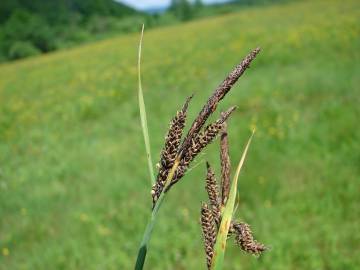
[211,130,255,270]
[138,24,155,185]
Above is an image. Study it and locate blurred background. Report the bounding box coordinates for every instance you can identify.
[0,0,359,269]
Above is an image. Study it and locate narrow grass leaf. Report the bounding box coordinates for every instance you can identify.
[211,130,255,270]
[138,24,155,185]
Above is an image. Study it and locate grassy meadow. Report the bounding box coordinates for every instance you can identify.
[1,0,359,269]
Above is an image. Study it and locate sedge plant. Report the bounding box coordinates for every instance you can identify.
[135,25,266,270]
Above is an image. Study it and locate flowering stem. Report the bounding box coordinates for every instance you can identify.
[134,158,180,270]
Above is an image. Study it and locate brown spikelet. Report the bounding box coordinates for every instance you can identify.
[168,106,236,188]
[205,162,221,226]
[233,222,266,255]
[151,96,192,206]
[179,48,261,157]
[201,203,217,270]
[220,118,231,206]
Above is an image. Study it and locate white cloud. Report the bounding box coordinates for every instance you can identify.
[119,0,169,9]
[118,0,231,10]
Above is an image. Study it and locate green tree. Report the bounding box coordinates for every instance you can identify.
[194,0,204,9]
[8,41,41,60]
[1,10,55,59]
[169,0,193,21]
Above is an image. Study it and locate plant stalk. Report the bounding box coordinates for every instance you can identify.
[134,158,180,270]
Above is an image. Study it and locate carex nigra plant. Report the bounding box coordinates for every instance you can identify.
[135,25,265,270]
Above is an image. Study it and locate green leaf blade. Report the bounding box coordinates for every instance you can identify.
[138,24,156,186]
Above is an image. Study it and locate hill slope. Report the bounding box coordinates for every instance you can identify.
[0,0,359,269]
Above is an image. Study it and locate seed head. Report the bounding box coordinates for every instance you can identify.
[220,120,231,206]
[233,222,267,255]
[179,48,261,157]
[168,107,236,188]
[205,162,221,226]
[201,203,217,270]
[151,95,192,206]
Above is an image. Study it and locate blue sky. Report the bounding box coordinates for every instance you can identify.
[118,0,231,10]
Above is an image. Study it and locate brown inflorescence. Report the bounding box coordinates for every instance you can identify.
[201,162,267,252]
[179,48,261,158]
[200,112,266,267]
[233,222,267,255]
[219,119,231,206]
[201,203,217,270]
[205,162,221,226]
[168,106,236,189]
[152,48,260,208]
[151,96,192,205]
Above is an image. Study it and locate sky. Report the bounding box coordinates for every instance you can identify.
[118,0,231,10]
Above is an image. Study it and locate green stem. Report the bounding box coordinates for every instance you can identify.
[134,159,180,270]
[134,192,165,270]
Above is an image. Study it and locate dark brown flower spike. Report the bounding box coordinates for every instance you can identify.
[205,162,221,226]
[151,95,193,205]
[220,118,231,206]
[179,48,261,158]
[168,106,236,188]
[201,203,217,270]
[152,48,260,206]
[200,115,266,267]
[233,222,266,255]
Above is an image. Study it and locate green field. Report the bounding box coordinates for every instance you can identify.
[1,0,359,269]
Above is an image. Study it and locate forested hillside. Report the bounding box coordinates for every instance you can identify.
[0,0,137,24]
[0,0,140,61]
[0,0,297,62]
